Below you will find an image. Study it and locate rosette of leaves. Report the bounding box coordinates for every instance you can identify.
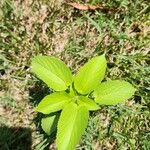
[31,54,136,150]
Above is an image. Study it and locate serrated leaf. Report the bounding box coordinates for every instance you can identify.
[36,92,72,114]
[32,56,73,91]
[56,102,89,150]
[77,96,100,111]
[74,54,107,94]
[41,112,60,135]
[94,80,136,105]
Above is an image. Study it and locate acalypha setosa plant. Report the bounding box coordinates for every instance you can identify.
[31,54,136,150]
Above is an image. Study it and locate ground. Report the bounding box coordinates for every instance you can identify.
[0,0,150,150]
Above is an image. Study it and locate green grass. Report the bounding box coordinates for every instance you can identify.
[0,0,150,149]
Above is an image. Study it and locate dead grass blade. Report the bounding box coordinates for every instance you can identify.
[67,3,118,13]
[67,3,104,10]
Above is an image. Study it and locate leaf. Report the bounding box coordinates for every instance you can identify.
[74,54,107,94]
[56,102,89,150]
[36,92,72,114]
[32,56,73,91]
[94,80,136,105]
[77,96,100,111]
[67,3,100,10]
[67,3,116,12]
[69,84,76,97]
[41,112,60,135]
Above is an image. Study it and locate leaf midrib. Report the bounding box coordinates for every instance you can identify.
[36,60,66,85]
[65,105,78,150]
[96,84,132,98]
[38,99,70,111]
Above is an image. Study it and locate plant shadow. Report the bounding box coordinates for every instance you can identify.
[0,126,32,150]
[28,80,56,149]
[28,80,51,106]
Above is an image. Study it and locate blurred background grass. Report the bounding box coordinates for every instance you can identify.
[0,0,150,149]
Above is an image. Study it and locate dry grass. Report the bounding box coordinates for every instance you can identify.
[0,0,150,149]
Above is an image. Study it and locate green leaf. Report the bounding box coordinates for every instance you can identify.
[69,84,76,97]
[74,54,107,94]
[77,96,100,111]
[32,56,73,91]
[56,102,89,150]
[41,112,60,135]
[94,80,136,105]
[36,92,72,114]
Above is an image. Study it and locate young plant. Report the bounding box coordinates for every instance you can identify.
[31,54,136,150]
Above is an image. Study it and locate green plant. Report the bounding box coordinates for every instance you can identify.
[31,54,136,150]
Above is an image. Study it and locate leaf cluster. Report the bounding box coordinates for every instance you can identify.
[31,54,136,150]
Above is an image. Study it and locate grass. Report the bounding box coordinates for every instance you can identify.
[0,0,150,149]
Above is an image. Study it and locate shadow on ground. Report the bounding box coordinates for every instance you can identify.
[28,81,51,106]
[28,80,52,128]
[28,80,56,149]
[0,126,32,150]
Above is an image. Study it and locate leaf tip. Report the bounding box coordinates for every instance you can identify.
[35,106,39,112]
[102,53,106,56]
[35,105,42,113]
